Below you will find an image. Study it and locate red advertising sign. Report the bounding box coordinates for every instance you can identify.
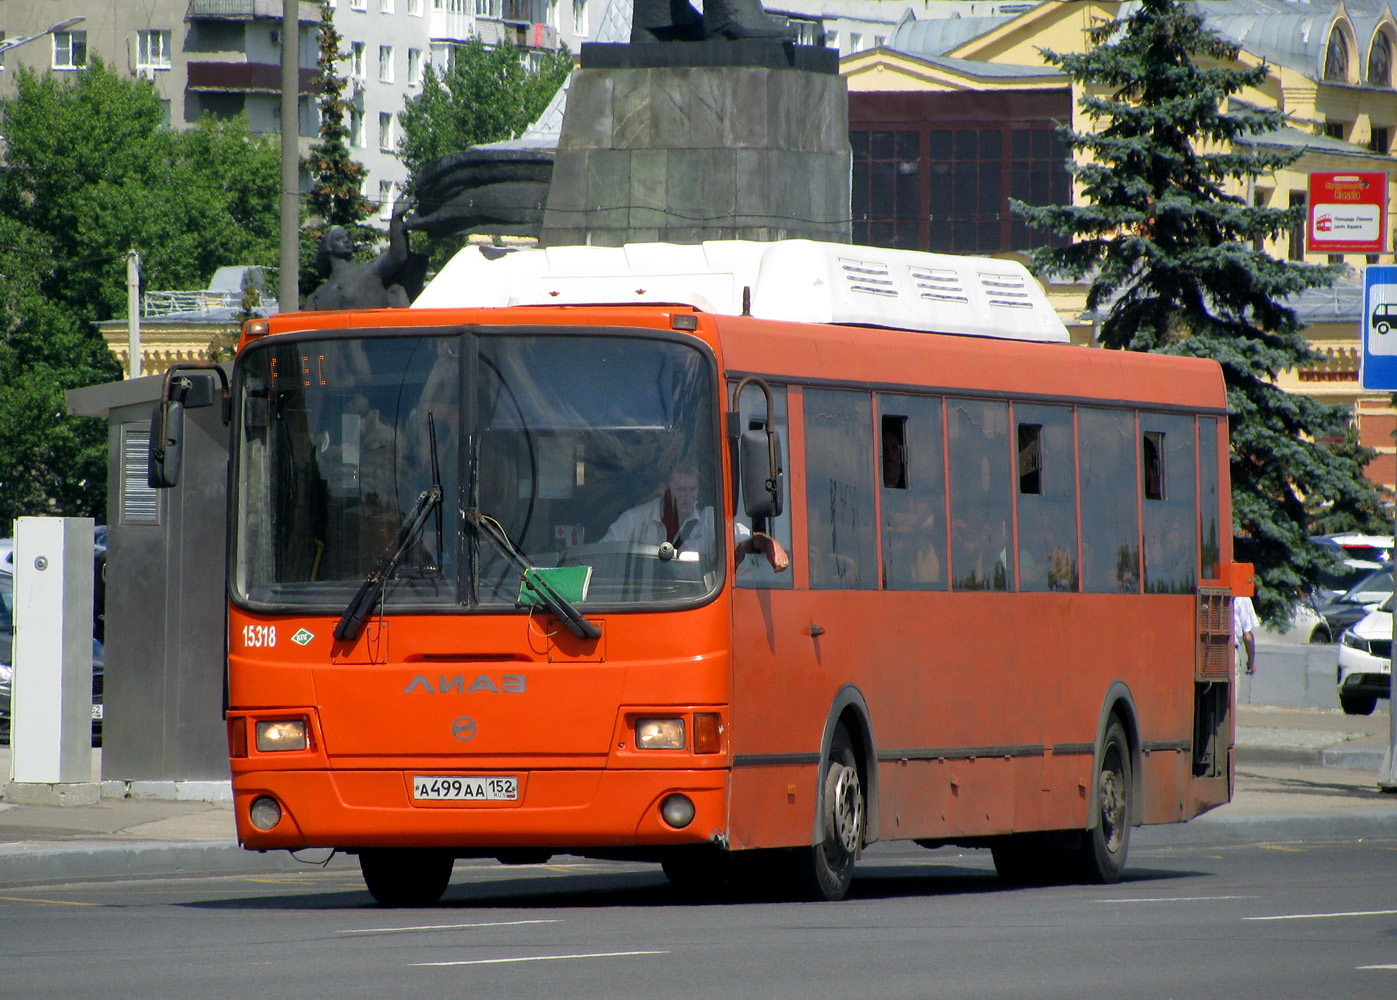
[1308,172,1388,254]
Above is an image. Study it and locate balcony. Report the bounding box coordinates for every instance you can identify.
[186,61,318,93]
[186,0,319,20]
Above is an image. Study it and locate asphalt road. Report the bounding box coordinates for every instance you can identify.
[1,837,1394,1000]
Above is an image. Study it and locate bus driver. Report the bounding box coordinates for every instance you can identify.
[603,465,789,572]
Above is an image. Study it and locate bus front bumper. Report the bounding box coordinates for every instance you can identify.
[231,767,730,853]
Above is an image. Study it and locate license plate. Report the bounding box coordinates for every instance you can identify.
[413,775,518,801]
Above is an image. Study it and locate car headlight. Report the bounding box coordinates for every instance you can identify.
[1342,630,1370,653]
[0,663,11,684]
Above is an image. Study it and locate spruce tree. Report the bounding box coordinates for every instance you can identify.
[304,0,374,227]
[1013,0,1386,625]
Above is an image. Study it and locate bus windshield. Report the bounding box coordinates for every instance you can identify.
[232,330,721,615]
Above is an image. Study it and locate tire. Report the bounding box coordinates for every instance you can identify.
[1309,625,1332,644]
[1340,693,1377,716]
[359,849,454,907]
[791,724,864,901]
[1073,717,1132,884]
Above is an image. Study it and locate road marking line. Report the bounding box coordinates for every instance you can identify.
[1259,845,1306,853]
[1246,909,1397,922]
[1358,964,1397,970]
[0,895,99,907]
[1097,896,1252,903]
[344,919,560,935]
[414,950,668,968]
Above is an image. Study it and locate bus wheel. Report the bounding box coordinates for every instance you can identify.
[359,848,454,906]
[795,724,864,901]
[1074,718,1131,884]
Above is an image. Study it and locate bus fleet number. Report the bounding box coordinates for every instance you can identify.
[242,624,277,648]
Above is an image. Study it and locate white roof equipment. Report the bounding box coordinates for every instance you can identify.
[413,239,1070,344]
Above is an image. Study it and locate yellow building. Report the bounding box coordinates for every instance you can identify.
[842,0,1397,490]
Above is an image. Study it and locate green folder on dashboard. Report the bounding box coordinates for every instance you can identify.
[518,565,593,607]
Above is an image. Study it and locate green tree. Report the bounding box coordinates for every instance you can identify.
[0,59,280,522]
[1012,0,1386,625]
[395,37,573,191]
[305,0,374,227]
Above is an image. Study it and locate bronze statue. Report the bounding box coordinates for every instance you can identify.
[631,0,798,42]
[304,199,427,311]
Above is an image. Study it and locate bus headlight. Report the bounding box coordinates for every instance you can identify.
[255,719,308,752]
[249,796,282,831]
[636,718,686,750]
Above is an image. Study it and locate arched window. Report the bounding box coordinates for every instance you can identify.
[1369,31,1392,86]
[1325,28,1351,82]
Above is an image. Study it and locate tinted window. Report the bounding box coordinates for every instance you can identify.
[879,393,947,590]
[1141,414,1197,594]
[805,389,877,589]
[1079,408,1139,593]
[1198,416,1220,579]
[948,398,1013,591]
[1015,403,1078,592]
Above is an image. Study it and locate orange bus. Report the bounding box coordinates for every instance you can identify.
[150,240,1245,904]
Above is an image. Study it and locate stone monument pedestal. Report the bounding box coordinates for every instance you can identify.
[539,42,850,247]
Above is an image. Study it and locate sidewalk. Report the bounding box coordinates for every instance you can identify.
[1,703,1395,887]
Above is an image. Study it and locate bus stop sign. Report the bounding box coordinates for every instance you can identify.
[1362,265,1397,390]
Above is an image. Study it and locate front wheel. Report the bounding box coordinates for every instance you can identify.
[1340,692,1377,716]
[359,848,454,907]
[1073,718,1132,884]
[790,724,864,901]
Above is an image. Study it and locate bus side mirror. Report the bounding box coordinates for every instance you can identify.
[147,364,231,490]
[740,428,784,521]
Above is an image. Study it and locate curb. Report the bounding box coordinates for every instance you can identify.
[1135,808,1397,848]
[0,841,357,888]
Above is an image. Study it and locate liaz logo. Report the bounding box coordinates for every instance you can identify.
[403,674,526,694]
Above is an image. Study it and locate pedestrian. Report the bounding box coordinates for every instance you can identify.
[1234,593,1258,675]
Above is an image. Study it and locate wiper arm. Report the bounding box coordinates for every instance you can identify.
[334,485,443,642]
[469,511,601,641]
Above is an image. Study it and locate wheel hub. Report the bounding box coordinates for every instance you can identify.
[825,762,863,855]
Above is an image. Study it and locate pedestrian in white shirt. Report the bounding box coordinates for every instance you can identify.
[1234,594,1258,675]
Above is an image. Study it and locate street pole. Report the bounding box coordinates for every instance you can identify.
[1382,502,1397,792]
[126,250,141,379]
[279,0,300,313]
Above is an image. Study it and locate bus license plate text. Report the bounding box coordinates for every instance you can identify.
[413,776,518,801]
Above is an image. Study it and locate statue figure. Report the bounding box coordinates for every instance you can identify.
[631,0,798,42]
[304,198,427,311]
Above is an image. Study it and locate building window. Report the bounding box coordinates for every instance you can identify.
[1371,126,1389,153]
[1325,28,1350,82]
[53,31,87,69]
[379,181,395,220]
[381,0,396,11]
[1370,31,1392,86]
[379,112,394,150]
[351,109,366,148]
[851,129,922,251]
[351,41,366,79]
[379,45,394,82]
[409,0,421,13]
[825,30,839,50]
[137,30,173,70]
[430,43,453,73]
[850,32,864,52]
[1324,121,1347,141]
[1288,190,1307,261]
[573,0,588,36]
[351,0,367,10]
[407,48,422,86]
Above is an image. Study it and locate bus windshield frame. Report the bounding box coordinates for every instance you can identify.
[229,325,725,617]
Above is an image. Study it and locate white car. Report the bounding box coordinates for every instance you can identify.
[1337,596,1393,715]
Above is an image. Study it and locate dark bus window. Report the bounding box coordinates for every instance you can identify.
[1198,417,1221,579]
[1142,432,1164,501]
[1079,407,1140,593]
[1015,404,1078,592]
[879,393,946,590]
[947,398,1013,591]
[805,389,878,590]
[882,415,909,489]
[733,381,793,590]
[1141,415,1197,594]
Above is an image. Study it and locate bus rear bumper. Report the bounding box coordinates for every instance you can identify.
[231,767,730,853]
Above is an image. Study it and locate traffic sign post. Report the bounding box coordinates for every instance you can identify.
[1361,265,1397,792]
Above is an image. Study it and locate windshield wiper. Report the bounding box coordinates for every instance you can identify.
[468,511,601,640]
[334,484,443,642]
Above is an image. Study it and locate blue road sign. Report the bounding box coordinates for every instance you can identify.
[1363,265,1397,390]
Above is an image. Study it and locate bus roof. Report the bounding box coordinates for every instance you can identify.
[412,239,1071,345]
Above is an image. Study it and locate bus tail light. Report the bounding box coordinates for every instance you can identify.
[694,713,723,754]
[636,718,686,750]
[255,719,309,752]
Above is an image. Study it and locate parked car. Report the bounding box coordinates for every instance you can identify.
[0,571,103,745]
[1307,564,1393,643]
[1336,595,1393,716]
[1313,532,1394,566]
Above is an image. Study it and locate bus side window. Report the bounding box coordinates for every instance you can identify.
[1079,407,1140,593]
[1015,404,1078,592]
[879,393,946,590]
[733,382,793,590]
[947,398,1013,591]
[1141,415,1197,594]
[805,388,878,590]
[1198,417,1221,579]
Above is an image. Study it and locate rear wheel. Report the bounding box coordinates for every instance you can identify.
[1340,692,1377,715]
[359,849,454,907]
[1073,718,1132,884]
[790,724,864,901]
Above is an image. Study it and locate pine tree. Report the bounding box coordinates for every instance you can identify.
[1012,0,1386,625]
[304,0,374,227]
